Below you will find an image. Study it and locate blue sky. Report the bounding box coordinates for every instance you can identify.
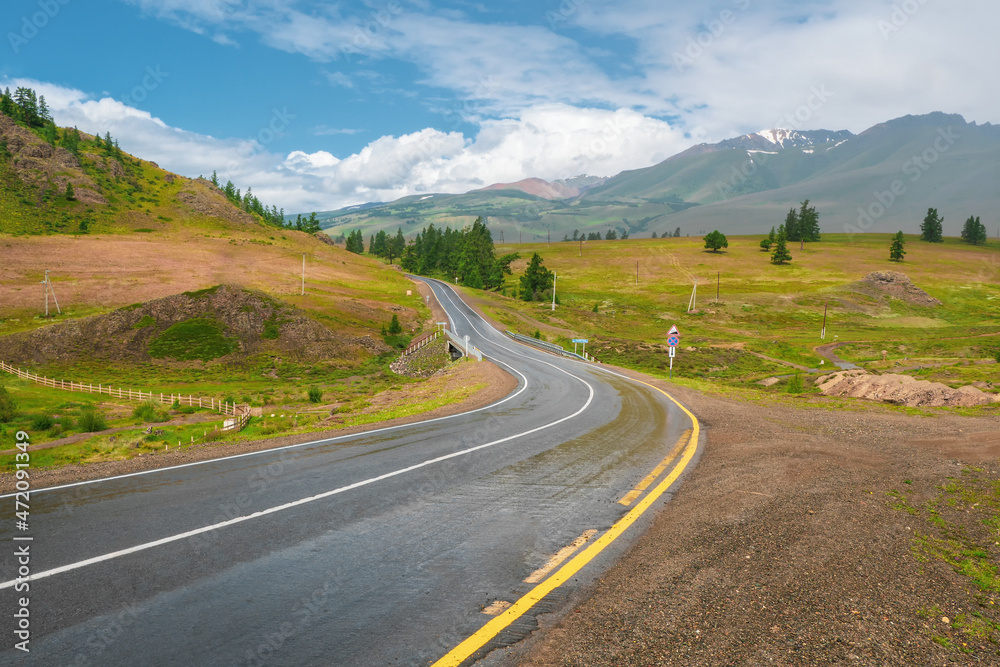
[3,0,997,213]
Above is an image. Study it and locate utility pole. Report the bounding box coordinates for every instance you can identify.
[636,260,639,286]
[579,238,583,256]
[500,230,504,244]
[551,271,557,311]
[821,300,828,339]
[301,254,305,296]
[42,271,61,317]
[547,229,550,246]
[716,271,720,304]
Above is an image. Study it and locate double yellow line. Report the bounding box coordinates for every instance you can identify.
[432,379,700,667]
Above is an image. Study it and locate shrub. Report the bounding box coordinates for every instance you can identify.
[60,416,75,430]
[307,387,323,403]
[995,349,1000,363]
[787,374,804,393]
[0,384,16,422]
[592,302,600,313]
[78,406,107,432]
[533,330,542,339]
[30,414,55,430]
[133,401,167,422]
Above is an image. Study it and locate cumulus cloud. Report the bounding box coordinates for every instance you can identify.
[2,78,687,212]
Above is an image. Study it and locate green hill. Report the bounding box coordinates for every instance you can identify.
[310,112,999,241]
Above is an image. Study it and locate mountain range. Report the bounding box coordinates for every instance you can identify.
[314,113,999,241]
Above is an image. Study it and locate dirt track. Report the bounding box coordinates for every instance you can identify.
[509,374,1000,666]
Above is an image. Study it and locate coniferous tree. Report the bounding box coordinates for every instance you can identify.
[389,228,405,265]
[519,253,554,301]
[920,208,944,243]
[651,231,658,239]
[961,215,987,245]
[783,207,800,242]
[64,181,75,201]
[771,226,792,265]
[674,227,681,238]
[760,226,775,251]
[605,229,618,240]
[889,231,906,261]
[798,199,820,242]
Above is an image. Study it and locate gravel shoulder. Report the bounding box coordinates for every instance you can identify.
[511,371,1000,666]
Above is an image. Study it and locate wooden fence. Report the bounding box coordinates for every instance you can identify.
[404,330,441,356]
[1,360,251,431]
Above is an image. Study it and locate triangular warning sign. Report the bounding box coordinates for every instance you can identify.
[668,325,679,335]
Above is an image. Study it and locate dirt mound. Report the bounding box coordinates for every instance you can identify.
[817,369,998,407]
[0,285,389,365]
[856,271,942,306]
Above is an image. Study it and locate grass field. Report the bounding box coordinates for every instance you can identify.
[474,233,1000,394]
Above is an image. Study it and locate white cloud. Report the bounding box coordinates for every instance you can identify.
[3,77,688,212]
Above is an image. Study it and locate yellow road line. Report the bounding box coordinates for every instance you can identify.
[618,429,692,506]
[431,380,700,667]
[524,529,599,584]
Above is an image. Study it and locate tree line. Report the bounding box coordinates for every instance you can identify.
[399,217,519,290]
[920,208,988,245]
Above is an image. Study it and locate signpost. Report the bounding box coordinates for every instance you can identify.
[572,338,589,357]
[667,325,680,378]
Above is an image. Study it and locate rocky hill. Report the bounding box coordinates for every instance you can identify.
[0,285,389,365]
[0,92,282,236]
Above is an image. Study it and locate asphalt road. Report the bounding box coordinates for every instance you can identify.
[0,279,698,667]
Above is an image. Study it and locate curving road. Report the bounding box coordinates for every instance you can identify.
[0,278,699,667]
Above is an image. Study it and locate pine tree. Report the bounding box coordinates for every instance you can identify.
[760,226,775,251]
[889,231,906,261]
[920,208,944,243]
[64,181,75,201]
[390,229,405,265]
[771,226,792,265]
[519,253,554,301]
[784,207,800,242]
[961,215,987,245]
[674,227,681,238]
[798,199,820,242]
[387,314,403,335]
[605,229,618,240]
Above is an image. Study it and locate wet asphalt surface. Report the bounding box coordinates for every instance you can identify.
[0,279,694,666]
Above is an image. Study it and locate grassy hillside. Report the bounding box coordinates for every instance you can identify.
[312,112,999,242]
[472,234,1000,401]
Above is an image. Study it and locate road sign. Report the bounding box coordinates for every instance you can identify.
[669,346,676,358]
[668,325,680,336]
[572,339,589,344]
[667,335,680,347]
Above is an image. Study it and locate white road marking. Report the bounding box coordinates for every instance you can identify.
[0,283,599,588]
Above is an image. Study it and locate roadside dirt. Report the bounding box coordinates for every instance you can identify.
[3,359,516,492]
[514,372,1000,666]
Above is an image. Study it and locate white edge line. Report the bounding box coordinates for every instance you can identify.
[1,301,524,499]
[0,367,593,591]
[0,280,600,589]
